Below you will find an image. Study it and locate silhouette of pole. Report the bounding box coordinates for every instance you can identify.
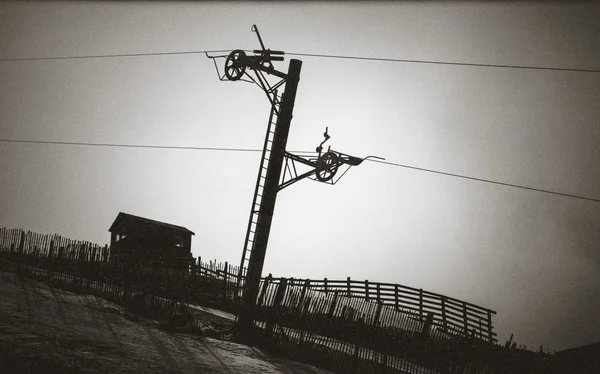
[238,59,302,330]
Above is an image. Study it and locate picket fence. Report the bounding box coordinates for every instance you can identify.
[0,227,512,373]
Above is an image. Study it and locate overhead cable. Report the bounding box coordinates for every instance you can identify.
[0,139,315,154]
[2,138,598,203]
[0,50,233,62]
[369,159,600,203]
[286,52,599,73]
[1,49,597,73]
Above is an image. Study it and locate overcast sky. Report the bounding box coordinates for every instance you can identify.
[1,1,599,352]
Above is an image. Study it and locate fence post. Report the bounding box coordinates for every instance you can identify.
[264,277,288,341]
[190,257,197,280]
[365,280,370,301]
[79,243,86,262]
[223,261,229,300]
[421,312,434,338]
[324,277,328,294]
[296,279,309,315]
[18,230,25,253]
[376,283,381,303]
[327,291,339,317]
[441,296,447,332]
[462,303,469,336]
[394,284,399,310]
[487,310,493,342]
[347,276,351,296]
[419,289,423,322]
[257,273,272,308]
[373,301,383,326]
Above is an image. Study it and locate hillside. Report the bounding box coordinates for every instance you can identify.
[0,270,330,373]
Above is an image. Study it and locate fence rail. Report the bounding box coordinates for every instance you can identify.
[251,275,507,373]
[196,270,497,342]
[0,227,496,340]
[3,227,553,373]
[263,276,496,343]
[0,227,496,343]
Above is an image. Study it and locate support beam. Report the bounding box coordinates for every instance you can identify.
[238,59,302,329]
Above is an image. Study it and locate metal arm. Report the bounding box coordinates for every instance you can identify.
[279,128,386,189]
[251,24,266,51]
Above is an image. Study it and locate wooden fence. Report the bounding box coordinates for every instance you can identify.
[0,227,496,342]
[0,228,196,320]
[184,263,497,344]
[1,227,513,373]
[0,227,110,262]
[280,277,497,343]
[252,276,548,374]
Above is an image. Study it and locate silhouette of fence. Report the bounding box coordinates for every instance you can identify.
[0,227,495,340]
[0,228,193,319]
[1,227,512,373]
[251,276,549,374]
[252,275,440,373]
[283,277,497,343]
[184,263,497,343]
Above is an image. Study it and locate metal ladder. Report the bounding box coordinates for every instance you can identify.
[236,93,281,294]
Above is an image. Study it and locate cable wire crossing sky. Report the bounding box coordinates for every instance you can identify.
[2,139,599,203]
[1,2,599,352]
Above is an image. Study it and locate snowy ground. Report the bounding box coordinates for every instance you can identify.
[0,270,331,373]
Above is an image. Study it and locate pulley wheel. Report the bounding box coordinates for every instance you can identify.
[316,152,339,182]
[225,50,247,81]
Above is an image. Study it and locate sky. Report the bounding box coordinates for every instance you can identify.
[1,1,599,352]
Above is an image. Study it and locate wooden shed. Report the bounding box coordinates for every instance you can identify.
[108,212,194,265]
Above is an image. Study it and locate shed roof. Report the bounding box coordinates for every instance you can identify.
[109,212,195,236]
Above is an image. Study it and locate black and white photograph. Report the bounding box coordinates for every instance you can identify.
[1,1,599,373]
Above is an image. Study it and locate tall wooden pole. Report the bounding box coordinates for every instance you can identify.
[238,59,302,329]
